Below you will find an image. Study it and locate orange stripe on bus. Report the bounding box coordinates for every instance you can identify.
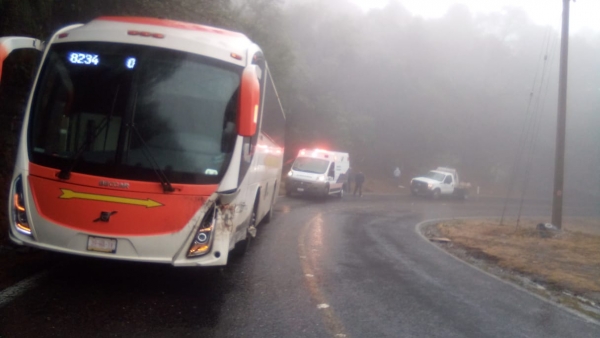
[29,175,208,236]
[28,163,218,196]
[0,44,9,84]
[96,16,246,38]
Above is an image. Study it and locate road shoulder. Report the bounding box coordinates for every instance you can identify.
[415,217,600,324]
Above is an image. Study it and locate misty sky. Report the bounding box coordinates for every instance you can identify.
[277,0,600,197]
[351,0,600,33]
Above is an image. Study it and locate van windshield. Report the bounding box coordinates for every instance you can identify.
[28,41,241,185]
[292,157,330,174]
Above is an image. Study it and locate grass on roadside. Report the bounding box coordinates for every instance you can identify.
[434,218,600,302]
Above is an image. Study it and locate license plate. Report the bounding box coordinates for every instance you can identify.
[297,188,305,192]
[87,236,117,253]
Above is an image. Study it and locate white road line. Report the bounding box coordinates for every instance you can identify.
[0,271,46,309]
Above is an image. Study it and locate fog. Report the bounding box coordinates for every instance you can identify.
[1,0,599,200]
[273,0,600,199]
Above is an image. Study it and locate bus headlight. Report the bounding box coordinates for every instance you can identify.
[187,204,216,257]
[12,175,31,235]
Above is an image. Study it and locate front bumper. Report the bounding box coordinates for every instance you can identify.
[9,225,230,266]
[410,182,433,196]
[286,178,328,195]
[8,192,232,267]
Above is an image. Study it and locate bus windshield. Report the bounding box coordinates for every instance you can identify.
[292,157,330,174]
[28,41,241,185]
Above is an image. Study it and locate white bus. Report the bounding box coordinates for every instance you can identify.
[1,16,285,266]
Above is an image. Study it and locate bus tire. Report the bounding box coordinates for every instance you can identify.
[234,197,259,256]
[264,183,277,223]
[263,207,273,224]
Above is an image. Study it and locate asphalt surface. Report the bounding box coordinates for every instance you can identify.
[0,194,599,337]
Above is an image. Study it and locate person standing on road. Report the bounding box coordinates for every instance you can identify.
[346,167,354,193]
[354,170,365,197]
[394,167,401,187]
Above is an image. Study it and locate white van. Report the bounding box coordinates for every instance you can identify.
[286,149,350,197]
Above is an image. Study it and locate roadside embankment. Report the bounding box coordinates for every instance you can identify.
[422,218,600,320]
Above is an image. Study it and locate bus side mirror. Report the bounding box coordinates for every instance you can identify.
[238,65,260,137]
[0,37,43,85]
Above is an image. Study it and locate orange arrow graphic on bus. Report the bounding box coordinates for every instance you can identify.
[59,189,163,208]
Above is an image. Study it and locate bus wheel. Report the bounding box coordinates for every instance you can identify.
[263,184,276,223]
[263,207,273,223]
[235,200,258,255]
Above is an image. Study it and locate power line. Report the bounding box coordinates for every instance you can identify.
[499,28,551,226]
[516,34,557,229]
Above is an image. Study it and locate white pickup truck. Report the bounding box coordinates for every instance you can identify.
[410,167,470,199]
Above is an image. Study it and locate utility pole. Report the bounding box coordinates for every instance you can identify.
[551,0,571,229]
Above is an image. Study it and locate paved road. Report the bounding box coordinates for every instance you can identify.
[0,194,599,337]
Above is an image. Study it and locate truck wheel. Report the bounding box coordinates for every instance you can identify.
[432,189,441,200]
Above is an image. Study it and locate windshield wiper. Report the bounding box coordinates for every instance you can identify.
[57,118,109,180]
[127,124,175,193]
[125,90,174,193]
[57,86,120,180]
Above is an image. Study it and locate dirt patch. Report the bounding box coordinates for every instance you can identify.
[423,218,600,320]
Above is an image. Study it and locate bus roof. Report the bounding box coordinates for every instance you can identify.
[53,16,255,65]
[96,17,247,39]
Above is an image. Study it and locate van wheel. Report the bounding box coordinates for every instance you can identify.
[432,189,441,200]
